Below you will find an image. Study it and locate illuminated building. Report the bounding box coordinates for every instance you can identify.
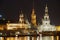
[19,11,24,23]
[0,25,4,30]
[0,2,60,40]
[0,25,7,40]
[56,26,60,31]
[6,11,32,40]
[31,8,37,27]
[7,11,31,30]
[38,4,56,40]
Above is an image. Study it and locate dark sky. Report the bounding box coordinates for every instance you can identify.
[0,0,60,26]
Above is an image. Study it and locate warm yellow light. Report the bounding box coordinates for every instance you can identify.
[56,26,60,31]
[0,37,4,40]
[51,36,54,40]
[57,36,59,40]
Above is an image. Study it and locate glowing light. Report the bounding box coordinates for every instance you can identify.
[57,36,59,40]
[56,26,60,31]
[0,15,2,17]
[51,36,54,40]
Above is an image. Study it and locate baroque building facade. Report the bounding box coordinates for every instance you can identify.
[38,4,56,40]
[0,4,59,40]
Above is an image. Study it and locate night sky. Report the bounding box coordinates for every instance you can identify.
[0,0,60,26]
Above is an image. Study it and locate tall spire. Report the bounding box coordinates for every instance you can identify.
[42,4,50,25]
[32,8,35,14]
[32,0,35,14]
[31,0,37,26]
[44,4,49,20]
[45,4,48,15]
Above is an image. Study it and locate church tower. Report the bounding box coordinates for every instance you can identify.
[42,4,50,25]
[38,4,56,40]
[31,8,37,27]
[19,10,24,23]
[31,0,37,27]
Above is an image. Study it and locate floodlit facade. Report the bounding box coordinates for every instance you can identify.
[0,25,4,30]
[56,26,60,31]
[7,11,31,30]
[0,3,59,40]
[38,4,56,40]
[31,8,37,27]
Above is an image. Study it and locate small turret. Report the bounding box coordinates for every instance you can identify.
[19,10,24,23]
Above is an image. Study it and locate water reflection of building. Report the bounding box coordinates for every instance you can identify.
[0,4,60,40]
[5,9,38,40]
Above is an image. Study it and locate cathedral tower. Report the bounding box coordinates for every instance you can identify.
[42,4,50,25]
[31,8,37,27]
[31,0,37,27]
